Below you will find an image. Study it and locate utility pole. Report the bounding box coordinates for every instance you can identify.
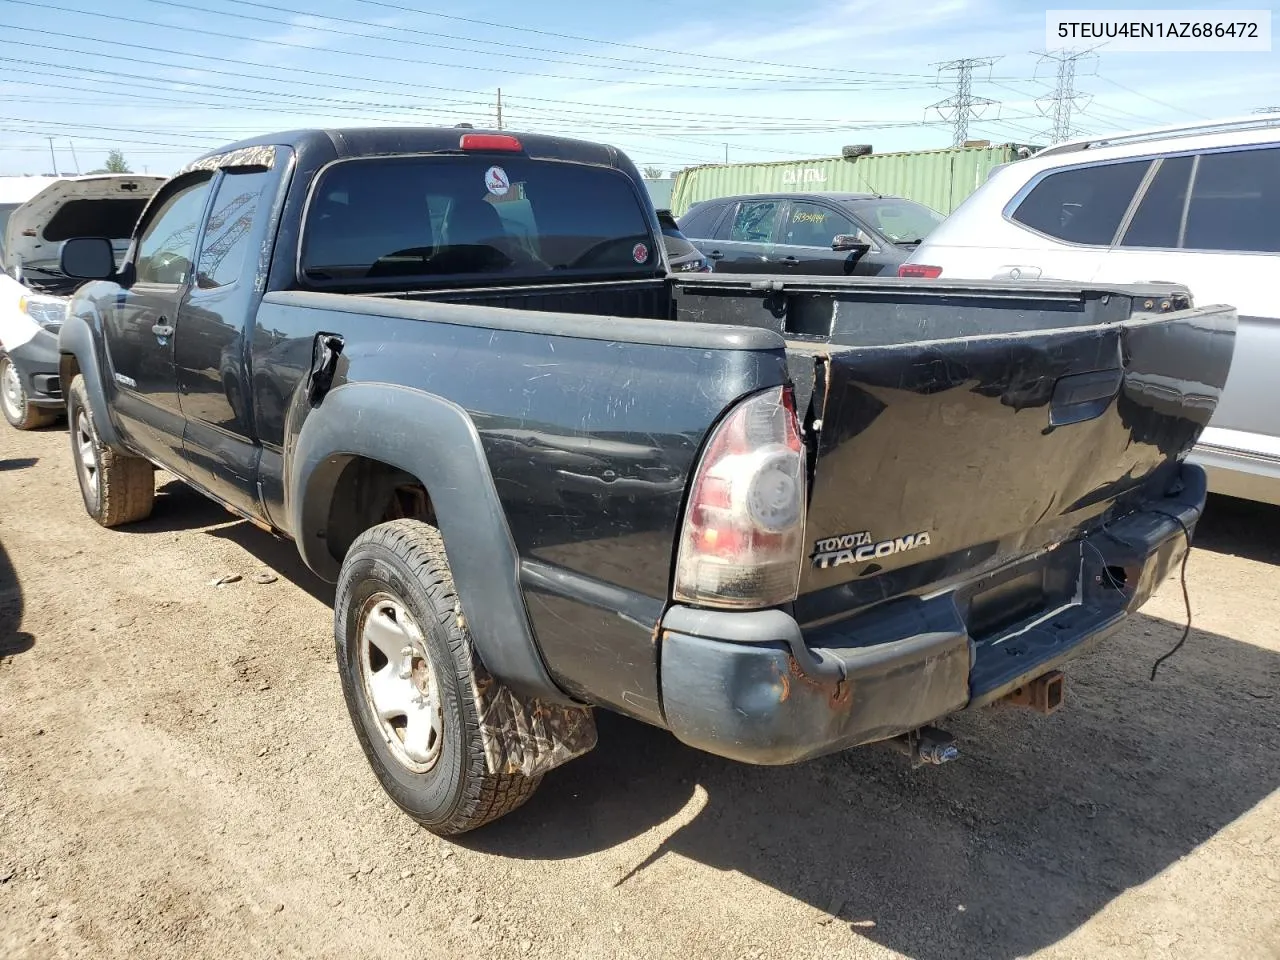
[46,136,57,176]
[496,88,502,131]
[1035,48,1096,143]
[723,143,728,163]
[928,57,1000,147]
[68,139,80,175]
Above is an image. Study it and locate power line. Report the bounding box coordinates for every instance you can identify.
[1095,75,1211,121]
[1035,48,1096,143]
[0,22,944,127]
[929,57,1000,147]
[0,0,925,93]
[202,0,922,85]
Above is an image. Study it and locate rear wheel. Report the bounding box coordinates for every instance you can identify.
[335,519,540,835]
[0,355,57,430]
[67,375,155,527]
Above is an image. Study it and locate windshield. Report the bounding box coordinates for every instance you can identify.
[847,198,944,244]
[301,155,658,284]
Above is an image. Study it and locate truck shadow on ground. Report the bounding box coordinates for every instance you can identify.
[1194,492,1280,565]
[0,534,33,661]
[470,614,1279,960]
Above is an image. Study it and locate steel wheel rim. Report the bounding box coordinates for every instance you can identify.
[357,593,444,773]
[75,412,99,502]
[1,359,23,420]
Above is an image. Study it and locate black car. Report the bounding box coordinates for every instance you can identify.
[656,209,712,272]
[677,192,943,276]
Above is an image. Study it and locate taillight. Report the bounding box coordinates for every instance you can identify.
[459,133,523,152]
[674,386,807,609]
[898,263,942,278]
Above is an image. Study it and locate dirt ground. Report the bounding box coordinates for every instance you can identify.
[1,423,1278,960]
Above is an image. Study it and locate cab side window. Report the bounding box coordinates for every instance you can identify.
[1011,160,1150,246]
[193,169,275,290]
[135,174,214,286]
[1183,147,1280,253]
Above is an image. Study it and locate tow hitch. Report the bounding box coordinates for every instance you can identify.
[888,726,959,767]
[1000,669,1066,715]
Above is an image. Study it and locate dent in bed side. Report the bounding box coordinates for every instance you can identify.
[285,379,575,706]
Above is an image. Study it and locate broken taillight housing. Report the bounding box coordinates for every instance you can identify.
[673,385,807,609]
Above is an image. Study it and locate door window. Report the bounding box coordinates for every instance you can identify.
[728,200,781,243]
[1183,147,1280,253]
[195,169,274,289]
[135,175,214,285]
[1121,155,1193,249]
[1011,160,1150,245]
[783,201,856,247]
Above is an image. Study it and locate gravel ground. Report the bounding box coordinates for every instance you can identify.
[1,423,1278,960]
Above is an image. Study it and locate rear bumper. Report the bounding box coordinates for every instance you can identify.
[6,328,63,407]
[658,464,1204,765]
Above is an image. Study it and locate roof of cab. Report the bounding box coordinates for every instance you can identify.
[188,127,632,172]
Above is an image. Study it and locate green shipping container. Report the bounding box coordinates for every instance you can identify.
[668,143,1036,217]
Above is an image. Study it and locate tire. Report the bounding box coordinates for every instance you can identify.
[67,374,155,527]
[0,355,57,430]
[335,519,540,835]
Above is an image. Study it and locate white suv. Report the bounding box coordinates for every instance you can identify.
[904,115,1280,506]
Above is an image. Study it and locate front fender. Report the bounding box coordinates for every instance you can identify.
[57,308,123,449]
[287,380,572,704]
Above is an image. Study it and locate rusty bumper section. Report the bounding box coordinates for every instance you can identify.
[658,464,1205,766]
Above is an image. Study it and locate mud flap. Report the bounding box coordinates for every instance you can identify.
[458,603,597,777]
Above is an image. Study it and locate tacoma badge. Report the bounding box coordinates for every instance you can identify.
[811,529,932,569]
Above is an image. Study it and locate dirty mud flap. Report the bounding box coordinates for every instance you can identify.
[461,604,597,777]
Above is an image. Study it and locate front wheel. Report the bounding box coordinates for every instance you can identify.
[67,375,155,527]
[0,355,57,430]
[335,519,541,835]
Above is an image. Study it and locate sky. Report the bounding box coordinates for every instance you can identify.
[0,0,1276,176]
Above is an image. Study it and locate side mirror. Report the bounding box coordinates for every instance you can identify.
[60,237,117,281]
[832,234,870,254]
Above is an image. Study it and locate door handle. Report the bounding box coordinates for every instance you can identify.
[708,250,724,260]
[152,320,174,338]
[782,256,800,263]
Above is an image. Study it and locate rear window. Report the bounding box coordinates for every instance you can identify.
[301,156,658,283]
[43,198,149,242]
[1011,160,1150,246]
[1183,147,1280,253]
[677,202,723,239]
[847,198,943,244]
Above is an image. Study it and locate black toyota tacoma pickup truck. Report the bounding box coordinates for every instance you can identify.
[56,128,1236,835]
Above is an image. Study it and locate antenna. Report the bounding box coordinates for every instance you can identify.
[1034,48,1098,143]
[928,57,1000,147]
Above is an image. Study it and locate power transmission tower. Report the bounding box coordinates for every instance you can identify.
[928,57,1000,147]
[1035,48,1096,143]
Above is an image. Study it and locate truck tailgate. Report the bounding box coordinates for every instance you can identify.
[673,277,1236,620]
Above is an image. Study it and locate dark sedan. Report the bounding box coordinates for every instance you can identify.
[676,192,942,276]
